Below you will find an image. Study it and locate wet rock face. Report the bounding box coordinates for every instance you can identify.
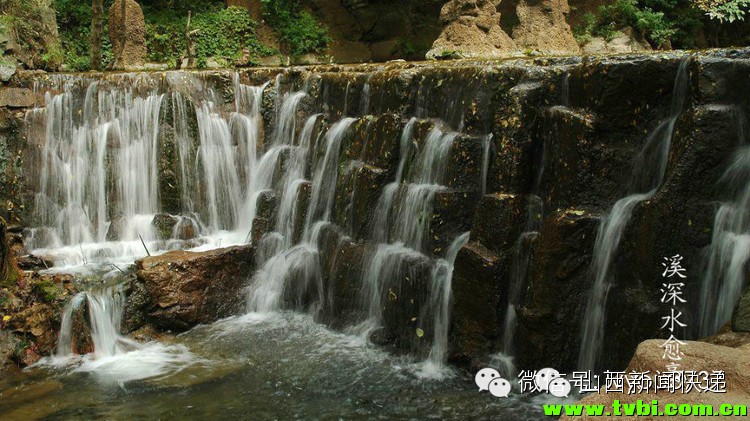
[108,0,147,70]
[13,50,750,373]
[733,287,750,333]
[127,245,255,332]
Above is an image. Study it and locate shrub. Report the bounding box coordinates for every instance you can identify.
[55,0,115,71]
[146,5,273,68]
[696,0,750,22]
[575,0,703,49]
[260,0,330,56]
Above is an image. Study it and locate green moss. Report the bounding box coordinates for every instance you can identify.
[1,0,61,70]
[32,280,58,303]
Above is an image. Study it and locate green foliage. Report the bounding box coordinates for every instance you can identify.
[260,0,329,56]
[145,5,273,68]
[57,0,274,70]
[55,0,114,71]
[392,39,417,57]
[574,0,704,49]
[697,0,750,22]
[1,0,62,70]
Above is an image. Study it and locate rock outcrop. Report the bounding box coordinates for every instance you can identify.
[511,0,580,54]
[15,50,750,374]
[563,339,750,420]
[125,245,255,332]
[733,287,750,333]
[426,0,517,59]
[0,236,75,370]
[108,0,147,70]
[0,0,59,70]
[582,27,653,55]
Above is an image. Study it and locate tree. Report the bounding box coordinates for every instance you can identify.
[90,0,104,70]
[695,0,750,22]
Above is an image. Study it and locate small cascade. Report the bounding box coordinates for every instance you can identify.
[497,195,543,377]
[247,114,356,313]
[698,115,750,336]
[424,231,471,372]
[195,102,244,231]
[353,122,459,340]
[50,283,199,382]
[578,58,690,371]
[56,284,134,358]
[31,84,164,248]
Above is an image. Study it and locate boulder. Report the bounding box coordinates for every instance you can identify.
[108,0,147,70]
[129,245,255,332]
[563,340,750,420]
[151,213,178,240]
[0,88,35,108]
[512,0,580,55]
[582,27,652,55]
[0,63,16,83]
[426,0,518,59]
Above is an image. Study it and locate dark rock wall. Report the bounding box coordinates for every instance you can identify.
[11,50,750,370]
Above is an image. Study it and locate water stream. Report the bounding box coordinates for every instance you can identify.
[578,58,690,371]
[2,60,503,414]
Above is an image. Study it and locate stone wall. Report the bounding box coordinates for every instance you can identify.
[14,49,750,372]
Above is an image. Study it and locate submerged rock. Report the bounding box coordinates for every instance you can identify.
[128,245,255,332]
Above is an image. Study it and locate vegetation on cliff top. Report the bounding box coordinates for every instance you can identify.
[574,0,750,49]
[54,0,329,71]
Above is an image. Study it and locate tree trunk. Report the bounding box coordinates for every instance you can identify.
[90,0,104,70]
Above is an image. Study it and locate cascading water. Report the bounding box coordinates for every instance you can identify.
[423,231,471,375]
[26,72,270,268]
[30,82,164,252]
[698,113,750,336]
[578,58,690,371]
[247,116,356,313]
[495,195,543,377]
[28,64,492,392]
[49,283,199,383]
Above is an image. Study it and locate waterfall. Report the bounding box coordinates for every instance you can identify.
[425,231,471,371]
[50,283,199,382]
[31,84,164,248]
[496,195,543,377]
[26,72,271,267]
[698,114,750,336]
[246,107,356,313]
[578,58,690,371]
[56,284,137,358]
[28,67,493,381]
[196,102,244,231]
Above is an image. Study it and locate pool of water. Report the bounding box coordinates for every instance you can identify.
[0,311,559,420]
